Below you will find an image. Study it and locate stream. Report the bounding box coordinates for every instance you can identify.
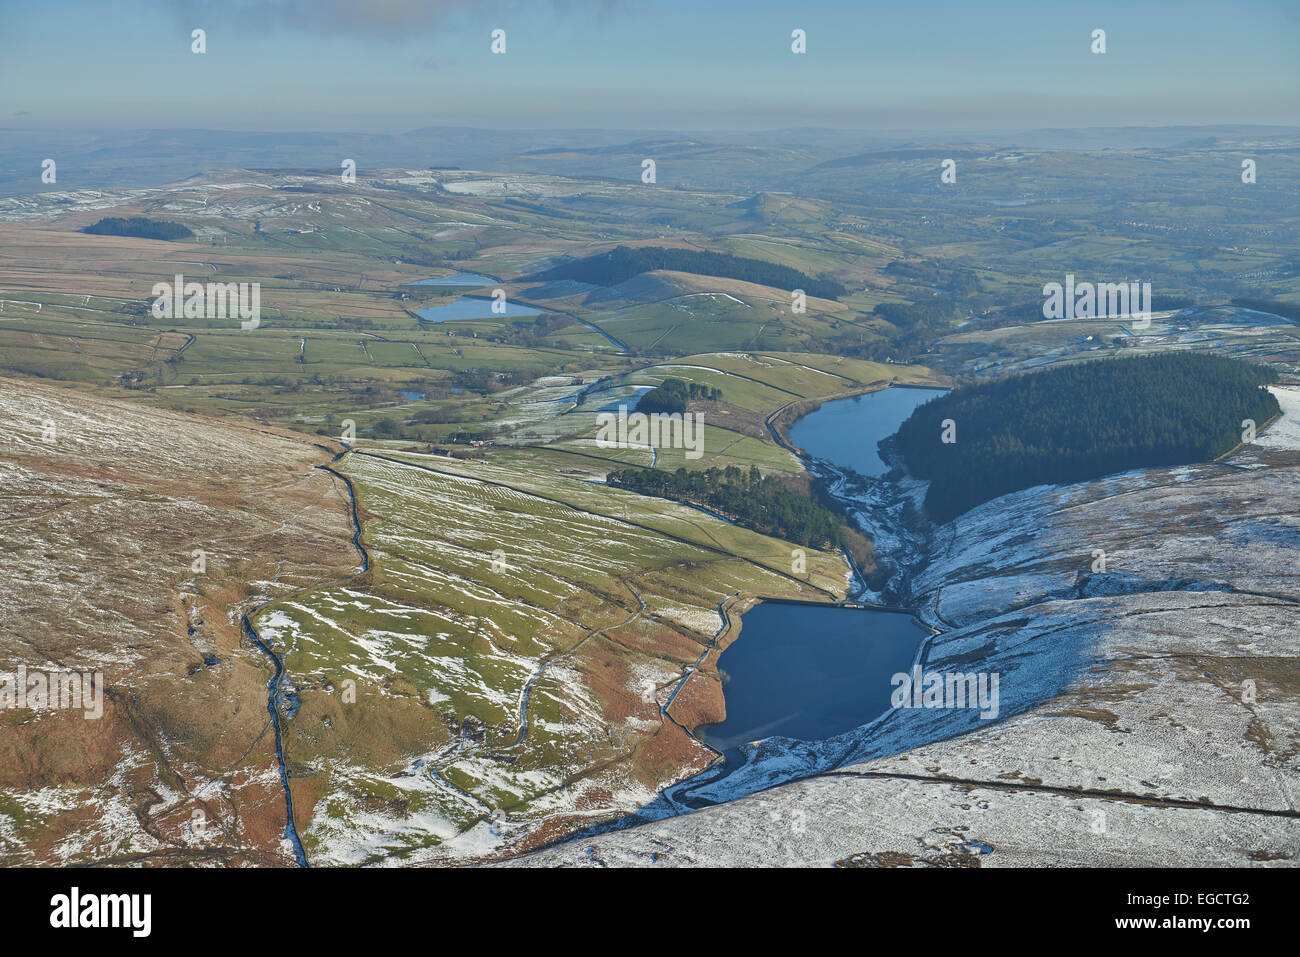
[240,449,369,868]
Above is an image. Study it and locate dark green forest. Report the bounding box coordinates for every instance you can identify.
[896,353,1281,522]
[527,245,845,300]
[82,217,194,240]
[637,377,721,414]
[607,464,845,549]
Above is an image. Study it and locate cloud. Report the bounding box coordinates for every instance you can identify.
[156,0,618,40]
[278,0,477,36]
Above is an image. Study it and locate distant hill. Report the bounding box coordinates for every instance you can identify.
[81,217,193,241]
[579,271,695,307]
[526,245,845,300]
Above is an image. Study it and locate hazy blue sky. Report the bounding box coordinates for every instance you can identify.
[2,0,1297,131]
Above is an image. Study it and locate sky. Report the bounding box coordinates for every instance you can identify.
[1,0,1298,132]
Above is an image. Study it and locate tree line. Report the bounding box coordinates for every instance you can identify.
[637,377,721,413]
[82,217,193,240]
[607,464,845,549]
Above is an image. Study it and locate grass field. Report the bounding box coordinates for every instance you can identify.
[267,446,844,863]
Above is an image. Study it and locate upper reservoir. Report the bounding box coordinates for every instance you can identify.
[416,297,541,322]
[789,386,947,476]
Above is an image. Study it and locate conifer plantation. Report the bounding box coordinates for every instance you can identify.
[608,464,846,548]
[896,353,1281,521]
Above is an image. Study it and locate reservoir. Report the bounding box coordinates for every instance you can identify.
[595,385,653,413]
[789,385,947,477]
[700,602,927,750]
[416,297,541,322]
[695,385,946,755]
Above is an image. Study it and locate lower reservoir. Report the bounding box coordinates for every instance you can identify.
[699,602,928,750]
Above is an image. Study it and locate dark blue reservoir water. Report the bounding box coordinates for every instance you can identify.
[700,602,927,749]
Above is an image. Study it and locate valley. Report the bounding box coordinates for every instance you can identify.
[2,131,1297,869]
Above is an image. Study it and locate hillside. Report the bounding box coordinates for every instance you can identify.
[505,386,1300,867]
[0,377,358,865]
[526,245,846,300]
